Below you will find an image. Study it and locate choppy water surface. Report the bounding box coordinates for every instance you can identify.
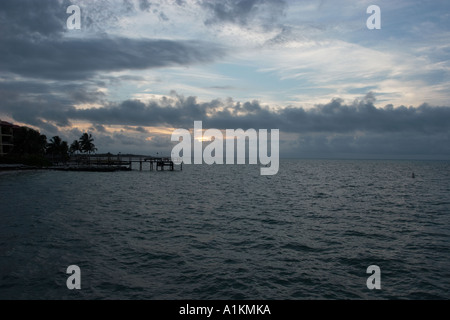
[1,160,449,299]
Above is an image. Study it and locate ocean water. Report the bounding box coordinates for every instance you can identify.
[0,159,449,300]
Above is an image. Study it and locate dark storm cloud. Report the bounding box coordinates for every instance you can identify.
[0,77,108,107]
[123,125,149,133]
[0,37,224,80]
[0,0,224,80]
[1,0,449,158]
[2,79,449,138]
[2,88,450,157]
[68,87,107,104]
[0,78,97,130]
[0,0,168,36]
[0,0,68,37]
[90,124,107,133]
[50,93,449,135]
[5,99,73,128]
[276,95,450,135]
[64,93,450,157]
[68,98,197,127]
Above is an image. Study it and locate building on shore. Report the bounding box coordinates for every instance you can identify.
[0,120,20,156]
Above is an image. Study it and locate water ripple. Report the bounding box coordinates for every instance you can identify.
[0,160,449,299]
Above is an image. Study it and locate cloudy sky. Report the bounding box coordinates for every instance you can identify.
[0,0,449,158]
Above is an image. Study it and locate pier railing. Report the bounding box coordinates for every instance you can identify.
[65,154,182,171]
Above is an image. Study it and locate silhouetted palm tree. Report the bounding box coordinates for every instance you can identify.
[79,133,97,164]
[70,140,81,155]
[47,136,61,163]
[47,136,69,164]
[60,141,69,164]
[70,140,81,164]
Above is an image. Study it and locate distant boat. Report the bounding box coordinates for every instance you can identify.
[412,172,415,179]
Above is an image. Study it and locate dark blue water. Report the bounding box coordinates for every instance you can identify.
[1,160,449,299]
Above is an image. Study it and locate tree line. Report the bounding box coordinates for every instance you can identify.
[48,133,97,164]
[1,126,97,166]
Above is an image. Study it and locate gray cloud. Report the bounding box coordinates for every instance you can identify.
[123,126,149,133]
[5,90,450,134]
[202,0,287,27]
[4,89,449,158]
[70,94,450,158]
[90,124,107,133]
[1,0,449,159]
[0,0,224,81]
[139,0,152,11]
[0,0,68,37]
[0,78,106,126]
[0,37,224,80]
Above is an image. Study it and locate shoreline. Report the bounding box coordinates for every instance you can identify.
[0,164,40,171]
[0,164,131,173]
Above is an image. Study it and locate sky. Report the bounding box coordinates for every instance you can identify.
[0,0,449,159]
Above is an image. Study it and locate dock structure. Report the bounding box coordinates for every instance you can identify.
[72,155,182,172]
[144,157,179,171]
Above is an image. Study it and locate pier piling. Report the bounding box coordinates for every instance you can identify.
[69,155,180,172]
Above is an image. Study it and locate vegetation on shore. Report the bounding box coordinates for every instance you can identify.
[0,126,97,168]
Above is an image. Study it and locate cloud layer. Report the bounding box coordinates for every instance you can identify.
[0,0,449,158]
[0,37,223,80]
[2,87,449,157]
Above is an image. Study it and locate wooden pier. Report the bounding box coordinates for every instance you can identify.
[143,157,181,171]
[70,155,182,172]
